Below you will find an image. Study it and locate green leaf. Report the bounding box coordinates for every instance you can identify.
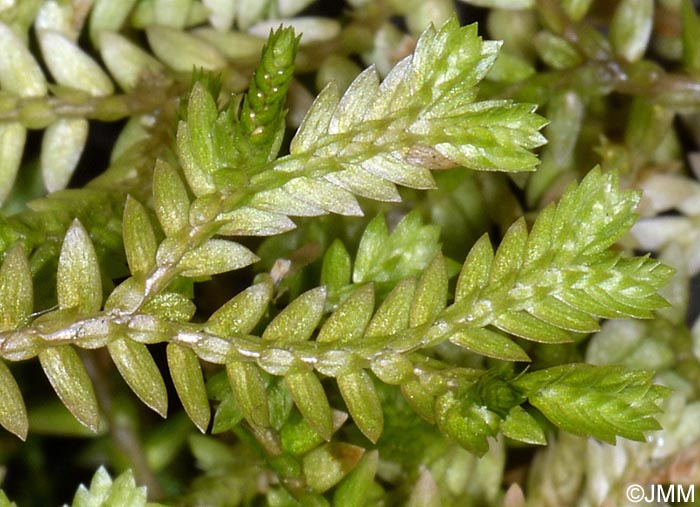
[216,207,296,236]
[276,18,546,213]
[0,245,32,332]
[38,346,100,432]
[179,239,259,277]
[262,287,326,345]
[0,359,28,440]
[206,279,273,337]
[317,284,374,343]
[57,219,102,314]
[167,344,210,432]
[435,391,499,456]
[70,467,159,507]
[455,234,493,302]
[226,360,270,428]
[401,381,436,424]
[0,21,47,97]
[450,326,530,361]
[515,364,669,443]
[364,278,416,338]
[0,123,26,205]
[337,371,384,443]
[333,450,379,507]
[303,443,364,493]
[38,30,114,96]
[410,253,448,328]
[141,292,196,321]
[610,0,653,62]
[0,490,17,507]
[354,212,443,285]
[321,239,352,294]
[533,31,583,70]
[501,406,546,445]
[41,119,89,192]
[286,371,333,441]
[280,409,327,455]
[108,338,168,417]
[489,218,528,283]
[123,196,157,276]
[494,311,572,343]
[153,158,190,237]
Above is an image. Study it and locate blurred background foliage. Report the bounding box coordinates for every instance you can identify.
[1,0,700,506]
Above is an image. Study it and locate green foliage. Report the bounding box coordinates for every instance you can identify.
[64,467,167,507]
[0,2,696,506]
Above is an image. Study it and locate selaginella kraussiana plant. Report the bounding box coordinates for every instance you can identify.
[0,10,676,507]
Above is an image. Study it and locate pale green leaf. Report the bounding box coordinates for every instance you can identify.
[410,253,448,328]
[153,158,190,236]
[206,279,273,337]
[494,311,572,343]
[0,359,28,440]
[527,298,600,333]
[303,443,364,493]
[89,0,139,47]
[364,278,416,338]
[320,239,352,294]
[141,292,196,322]
[38,29,114,96]
[167,344,210,432]
[216,207,296,236]
[286,371,333,441]
[401,380,436,423]
[99,31,164,92]
[283,177,363,216]
[455,234,493,302]
[0,123,26,205]
[108,338,168,417]
[489,218,527,283]
[407,469,440,507]
[457,0,532,8]
[610,0,653,62]
[317,284,374,343]
[153,0,192,28]
[123,196,158,276]
[326,167,400,202]
[0,21,47,97]
[41,119,88,192]
[0,245,32,332]
[262,287,326,344]
[57,220,102,314]
[201,0,235,31]
[38,346,100,432]
[176,122,217,197]
[179,239,258,277]
[70,467,153,507]
[226,361,270,427]
[337,371,383,443]
[450,326,530,361]
[146,25,226,71]
[533,31,583,70]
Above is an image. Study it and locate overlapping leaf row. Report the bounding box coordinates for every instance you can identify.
[0,18,671,469]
